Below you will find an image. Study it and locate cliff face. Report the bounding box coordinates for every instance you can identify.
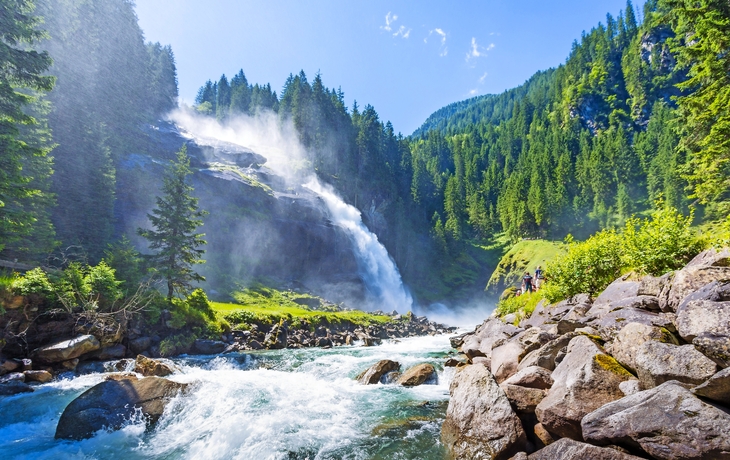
[115,121,365,305]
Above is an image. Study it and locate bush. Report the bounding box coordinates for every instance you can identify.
[186,288,215,320]
[85,261,123,310]
[12,268,54,301]
[495,291,545,325]
[622,207,702,276]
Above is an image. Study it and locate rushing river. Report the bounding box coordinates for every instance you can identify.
[0,335,457,460]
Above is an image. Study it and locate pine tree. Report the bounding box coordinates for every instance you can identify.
[138,145,208,300]
[0,0,55,254]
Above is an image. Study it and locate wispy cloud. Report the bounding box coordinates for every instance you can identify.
[466,37,495,62]
[479,72,488,83]
[426,28,448,56]
[393,25,411,39]
[381,12,398,32]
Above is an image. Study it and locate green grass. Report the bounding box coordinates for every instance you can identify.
[212,286,393,330]
[494,290,545,325]
[486,239,565,294]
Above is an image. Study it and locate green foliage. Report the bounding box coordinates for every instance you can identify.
[186,288,215,320]
[104,236,144,291]
[11,267,53,299]
[486,239,565,293]
[159,333,195,357]
[138,144,208,300]
[494,291,545,325]
[85,261,123,307]
[622,206,702,275]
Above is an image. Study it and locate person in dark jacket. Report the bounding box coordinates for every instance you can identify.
[522,271,534,294]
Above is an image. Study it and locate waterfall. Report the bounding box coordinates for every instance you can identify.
[304,179,413,313]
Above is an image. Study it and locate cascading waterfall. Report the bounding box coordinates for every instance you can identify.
[304,179,413,313]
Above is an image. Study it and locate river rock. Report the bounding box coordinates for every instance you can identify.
[528,438,645,460]
[664,249,730,312]
[24,370,52,383]
[582,381,730,459]
[535,336,633,440]
[442,364,526,459]
[500,384,547,413]
[635,341,717,389]
[134,355,176,377]
[0,355,20,375]
[0,380,34,395]
[128,336,152,354]
[264,323,288,349]
[396,363,436,386]
[606,322,675,373]
[518,332,578,372]
[55,377,187,440]
[92,344,127,360]
[357,360,400,385]
[0,371,25,383]
[693,332,730,368]
[676,299,730,343]
[503,366,553,390]
[692,367,730,404]
[192,339,226,355]
[32,335,101,364]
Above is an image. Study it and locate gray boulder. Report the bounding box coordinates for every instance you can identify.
[128,336,152,354]
[55,377,187,440]
[0,381,34,395]
[92,344,127,360]
[491,328,555,383]
[610,295,661,311]
[693,332,730,368]
[518,333,578,372]
[460,318,523,362]
[528,438,645,460]
[500,384,547,413]
[635,341,718,389]
[32,335,100,364]
[556,303,592,335]
[606,322,676,373]
[396,363,436,386]
[588,307,675,341]
[692,367,730,404]
[664,248,730,313]
[502,366,553,390]
[442,365,526,459]
[676,299,730,342]
[618,380,642,396]
[582,381,730,460]
[192,339,226,355]
[587,279,641,317]
[357,360,400,385]
[535,336,633,440]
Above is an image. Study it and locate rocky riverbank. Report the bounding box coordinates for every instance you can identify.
[444,247,730,459]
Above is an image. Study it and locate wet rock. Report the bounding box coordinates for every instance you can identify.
[357,360,400,385]
[692,367,730,404]
[528,438,645,460]
[582,381,730,460]
[133,355,177,377]
[104,372,138,382]
[500,384,547,413]
[55,377,188,440]
[0,372,25,383]
[693,332,730,368]
[248,340,263,350]
[676,299,730,342]
[92,344,127,361]
[635,341,717,389]
[24,370,52,383]
[192,339,226,355]
[444,358,465,367]
[397,363,436,386]
[0,380,34,395]
[264,323,288,349]
[32,335,101,364]
[128,336,152,354]
[518,333,577,372]
[109,358,134,372]
[0,355,20,375]
[61,358,79,370]
[606,322,675,373]
[442,364,527,459]
[503,366,553,390]
[535,336,633,440]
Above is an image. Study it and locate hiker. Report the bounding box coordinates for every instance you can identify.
[534,265,544,290]
[522,271,534,294]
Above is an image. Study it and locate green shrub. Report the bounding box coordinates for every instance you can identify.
[85,261,123,310]
[622,207,702,276]
[495,290,545,325]
[12,268,54,300]
[544,230,624,302]
[186,288,215,320]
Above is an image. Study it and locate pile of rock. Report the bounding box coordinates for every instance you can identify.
[443,248,730,459]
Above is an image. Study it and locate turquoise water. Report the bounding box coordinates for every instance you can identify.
[0,335,455,460]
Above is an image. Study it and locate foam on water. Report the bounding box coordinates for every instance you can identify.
[0,335,454,460]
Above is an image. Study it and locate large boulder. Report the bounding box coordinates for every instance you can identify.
[460,318,523,362]
[396,363,436,386]
[606,322,676,373]
[491,327,555,382]
[24,370,52,383]
[586,279,641,317]
[692,367,730,404]
[55,377,187,440]
[518,333,577,372]
[32,335,100,364]
[634,341,718,389]
[663,248,730,313]
[192,339,226,355]
[588,307,675,341]
[676,299,730,342]
[357,360,400,385]
[263,323,288,349]
[500,384,547,414]
[534,336,634,440]
[91,344,127,361]
[128,336,152,354]
[0,380,34,395]
[527,438,645,460]
[582,381,730,460]
[502,366,553,390]
[693,332,730,368]
[442,365,526,459]
[134,355,177,377]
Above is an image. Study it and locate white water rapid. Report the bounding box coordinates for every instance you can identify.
[304,180,413,313]
[0,335,456,459]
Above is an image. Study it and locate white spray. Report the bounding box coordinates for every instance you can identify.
[169,108,413,312]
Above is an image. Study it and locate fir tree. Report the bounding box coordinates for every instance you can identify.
[138,145,207,300]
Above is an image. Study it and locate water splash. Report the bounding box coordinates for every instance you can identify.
[304,179,413,313]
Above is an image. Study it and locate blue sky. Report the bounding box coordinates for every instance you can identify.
[135,1,644,135]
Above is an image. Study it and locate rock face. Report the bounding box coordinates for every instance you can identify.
[357,360,400,385]
[535,336,633,440]
[634,341,717,388]
[55,377,187,440]
[527,438,644,460]
[32,335,100,364]
[442,365,526,460]
[396,363,436,386]
[134,355,176,377]
[582,381,730,460]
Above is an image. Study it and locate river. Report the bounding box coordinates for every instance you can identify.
[0,334,457,460]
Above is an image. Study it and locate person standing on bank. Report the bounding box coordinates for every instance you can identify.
[522,271,534,294]
[534,265,544,290]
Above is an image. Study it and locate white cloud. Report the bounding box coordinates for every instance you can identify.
[466,38,495,62]
[469,89,478,96]
[381,12,398,32]
[479,72,488,83]
[427,28,448,56]
[393,25,411,39]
